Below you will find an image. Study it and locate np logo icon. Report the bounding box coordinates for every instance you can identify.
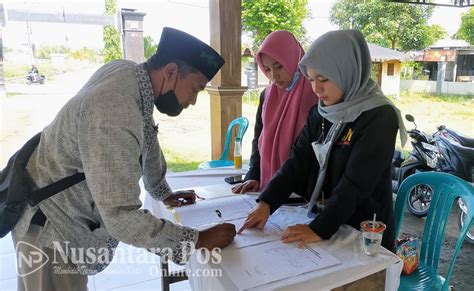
[16,241,49,277]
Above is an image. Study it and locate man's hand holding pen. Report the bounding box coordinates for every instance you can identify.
[163,189,206,207]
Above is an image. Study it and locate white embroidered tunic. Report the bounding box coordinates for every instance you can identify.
[15,60,198,274]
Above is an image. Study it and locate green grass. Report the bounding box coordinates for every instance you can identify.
[4,61,66,79]
[390,91,473,153]
[399,91,473,103]
[162,148,203,172]
[164,91,472,169]
[6,92,22,97]
[242,88,264,106]
[4,64,31,78]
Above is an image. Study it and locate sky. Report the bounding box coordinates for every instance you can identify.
[1,0,470,52]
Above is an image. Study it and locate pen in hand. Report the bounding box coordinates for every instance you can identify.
[195,193,206,200]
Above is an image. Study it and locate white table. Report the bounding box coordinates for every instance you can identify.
[144,168,402,291]
[144,167,247,218]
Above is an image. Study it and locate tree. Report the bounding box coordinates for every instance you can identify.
[69,47,100,63]
[143,36,158,59]
[37,45,70,59]
[330,0,446,51]
[457,8,474,44]
[103,0,122,62]
[242,0,310,51]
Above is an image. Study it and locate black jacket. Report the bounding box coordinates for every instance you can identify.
[245,90,265,181]
[258,104,398,251]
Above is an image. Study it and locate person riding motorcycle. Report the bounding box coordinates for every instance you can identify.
[30,65,39,74]
[26,65,45,85]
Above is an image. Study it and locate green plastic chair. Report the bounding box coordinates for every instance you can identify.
[198,117,249,169]
[394,172,474,291]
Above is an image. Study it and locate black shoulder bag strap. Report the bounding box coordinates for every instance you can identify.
[27,172,86,207]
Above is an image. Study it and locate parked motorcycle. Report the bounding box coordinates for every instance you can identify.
[392,115,474,215]
[438,126,474,244]
[26,72,46,85]
[458,197,474,244]
[392,114,438,217]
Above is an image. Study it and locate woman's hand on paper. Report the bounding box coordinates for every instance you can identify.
[281,224,322,248]
[231,180,260,194]
[196,223,236,249]
[163,190,196,207]
[237,201,270,233]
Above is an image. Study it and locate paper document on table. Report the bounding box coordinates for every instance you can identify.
[173,195,256,227]
[221,240,341,290]
[269,206,313,226]
[227,218,283,250]
[176,183,259,200]
[227,206,312,249]
[177,183,234,200]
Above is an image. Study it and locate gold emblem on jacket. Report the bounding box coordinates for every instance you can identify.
[338,128,353,145]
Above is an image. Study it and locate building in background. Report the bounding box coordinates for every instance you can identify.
[368,43,408,98]
[422,39,474,82]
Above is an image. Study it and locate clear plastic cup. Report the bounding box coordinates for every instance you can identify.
[360,220,386,256]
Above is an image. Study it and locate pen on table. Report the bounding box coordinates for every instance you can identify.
[215,209,224,224]
[195,193,206,200]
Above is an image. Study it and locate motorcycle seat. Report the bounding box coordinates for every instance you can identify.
[441,137,474,182]
[455,135,474,148]
[447,130,474,148]
[450,140,474,158]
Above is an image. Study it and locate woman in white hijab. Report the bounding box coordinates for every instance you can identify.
[238,30,406,252]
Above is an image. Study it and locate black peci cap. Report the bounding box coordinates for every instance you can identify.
[155,27,225,81]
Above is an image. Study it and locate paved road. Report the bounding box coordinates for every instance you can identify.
[1,67,101,163]
[1,67,258,164]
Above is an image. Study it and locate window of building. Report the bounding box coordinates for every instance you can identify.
[387,63,395,76]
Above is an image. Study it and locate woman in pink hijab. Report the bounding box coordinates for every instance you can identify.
[232,31,318,193]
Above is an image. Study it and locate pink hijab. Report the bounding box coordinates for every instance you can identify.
[256,31,318,190]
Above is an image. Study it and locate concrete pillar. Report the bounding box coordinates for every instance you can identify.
[208,0,246,160]
[120,9,146,63]
[436,61,446,95]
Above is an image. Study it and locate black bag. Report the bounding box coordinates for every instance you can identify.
[0,133,85,238]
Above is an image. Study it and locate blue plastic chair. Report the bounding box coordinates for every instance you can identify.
[198,116,249,169]
[394,172,474,291]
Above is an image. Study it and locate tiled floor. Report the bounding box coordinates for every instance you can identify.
[0,234,192,291]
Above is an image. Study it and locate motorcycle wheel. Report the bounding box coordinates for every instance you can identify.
[39,79,45,84]
[26,78,32,85]
[407,184,433,217]
[458,207,474,244]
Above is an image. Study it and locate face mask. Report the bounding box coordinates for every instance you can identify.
[286,71,300,91]
[312,122,343,168]
[154,75,183,117]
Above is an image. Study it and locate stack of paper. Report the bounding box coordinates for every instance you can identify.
[227,206,312,250]
[216,205,340,289]
[220,240,341,289]
[169,190,340,290]
[173,195,256,227]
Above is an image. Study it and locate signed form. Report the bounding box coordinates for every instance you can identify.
[227,206,313,250]
[220,240,341,290]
